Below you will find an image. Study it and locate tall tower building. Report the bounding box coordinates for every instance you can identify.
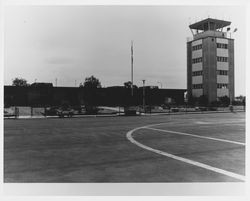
[187,18,234,104]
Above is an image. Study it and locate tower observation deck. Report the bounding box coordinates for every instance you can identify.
[189,18,231,40]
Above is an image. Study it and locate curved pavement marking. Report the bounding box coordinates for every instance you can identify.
[145,127,245,146]
[139,122,245,146]
[126,125,245,181]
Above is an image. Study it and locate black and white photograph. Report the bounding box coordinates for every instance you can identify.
[1,0,249,198]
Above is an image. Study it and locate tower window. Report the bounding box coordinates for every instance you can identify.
[192,71,203,76]
[192,44,202,51]
[217,56,228,62]
[217,43,228,49]
[217,70,228,75]
[217,83,228,89]
[192,84,203,89]
[192,57,203,64]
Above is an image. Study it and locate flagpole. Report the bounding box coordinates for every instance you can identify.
[131,40,134,96]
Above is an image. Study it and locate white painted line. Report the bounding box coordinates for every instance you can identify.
[126,126,245,181]
[145,127,245,146]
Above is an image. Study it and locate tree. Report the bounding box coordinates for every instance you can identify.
[243,96,246,111]
[188,95,198,106]
[123,81,139,106]
[83,76,101,114]
[83,76,101,89]
[242,96,246,106]
[123,81,138,89]
[124,81,132,89]
[79,82,84,88]
[12,77,29,86]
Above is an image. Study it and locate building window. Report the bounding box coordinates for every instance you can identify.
[217,56,228,62]
[217,70,228,75]
[192,57,203,64]
[217,43,228,49]
[217,83,228,89]
[192,71,203,76]
[192,44,202,51]
[192,84,203,89]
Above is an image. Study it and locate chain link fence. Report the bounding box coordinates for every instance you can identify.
[4,105,245,119]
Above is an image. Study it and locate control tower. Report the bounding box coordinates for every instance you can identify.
[187,18,234,104]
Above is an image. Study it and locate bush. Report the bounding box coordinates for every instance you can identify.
[218,96,230,107]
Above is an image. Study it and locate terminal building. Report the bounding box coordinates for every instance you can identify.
[187,18,235,104]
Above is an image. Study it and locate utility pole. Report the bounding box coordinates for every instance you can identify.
[131,40,134,96]
[142,79,145,113]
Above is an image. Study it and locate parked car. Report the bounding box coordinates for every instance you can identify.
[195,106,207,111]
[41,106,58,116]
[42,106,74,117]
[56,108,74,118]
[124,106,137,116]
[170,108,179,112]
[4,107,17,118]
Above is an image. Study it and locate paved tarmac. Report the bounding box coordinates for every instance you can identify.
[4,112,245,182]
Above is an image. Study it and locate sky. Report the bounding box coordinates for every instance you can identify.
[4,5,246,95]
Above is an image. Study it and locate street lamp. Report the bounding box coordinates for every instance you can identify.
[142,80,146,113]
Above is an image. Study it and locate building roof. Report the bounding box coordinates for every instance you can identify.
[31,82,53,87]
[189,18,231,30]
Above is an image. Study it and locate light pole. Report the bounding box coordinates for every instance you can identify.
[142,79,146,113]
[131,40,134,97]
